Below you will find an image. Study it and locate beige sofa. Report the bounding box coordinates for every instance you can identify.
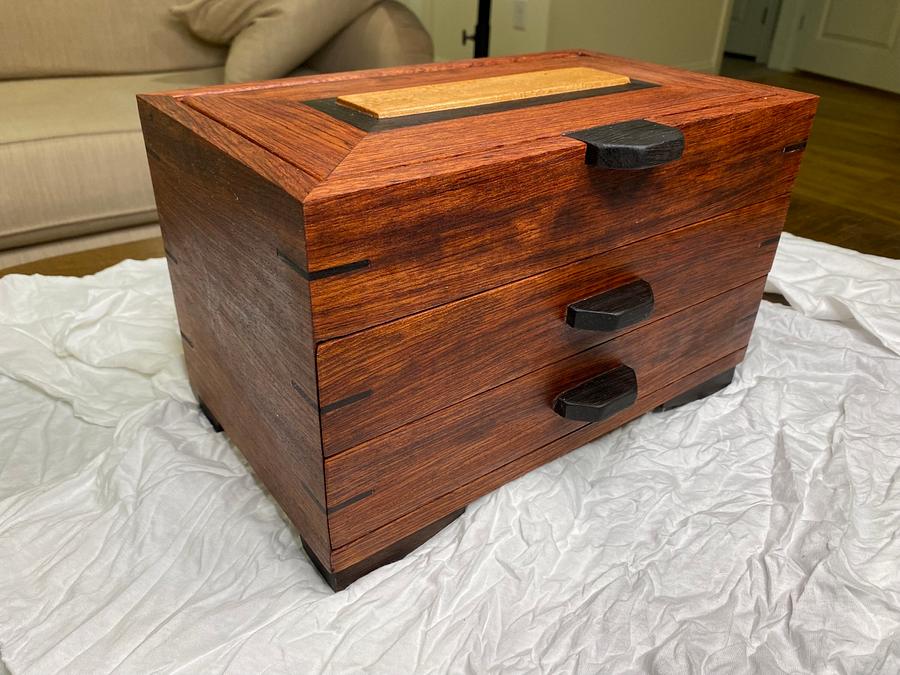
[0,0,432,270]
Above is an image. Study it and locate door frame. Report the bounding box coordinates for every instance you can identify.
[766,0,807,70]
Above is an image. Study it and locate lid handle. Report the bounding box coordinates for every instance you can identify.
[567,119,684,169]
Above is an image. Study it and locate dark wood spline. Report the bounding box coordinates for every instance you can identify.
[320,389,373,414]
[164,247,179,264]
[783,141,808,154]
[276,248,370,282]
[759,235,782,248]
[299,480,328,514]
[326,490,375,515]
[179,331,194,348]
[290,379,317,408]
[294,380,372,415]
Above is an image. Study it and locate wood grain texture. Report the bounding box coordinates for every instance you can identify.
[137,95,331,565]
[331,349,747,571]
[184,96,365,186]
[137,51,818,582]
[336,67,631,118]
[316,197,789,455]
[303,97,813,340]
[325,278,767,549]
[182,51,810,181]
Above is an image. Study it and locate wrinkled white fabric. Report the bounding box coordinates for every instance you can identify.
[0,235,899,674]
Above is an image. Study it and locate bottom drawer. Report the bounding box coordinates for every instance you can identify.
[325,278,766,549]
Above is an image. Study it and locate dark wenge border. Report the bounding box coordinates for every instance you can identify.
[305,79,658,132]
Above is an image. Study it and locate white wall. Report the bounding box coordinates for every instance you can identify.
[545,0,734,72]
[399,0,734,72]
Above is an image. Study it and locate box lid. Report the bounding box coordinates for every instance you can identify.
[169,51,810,200]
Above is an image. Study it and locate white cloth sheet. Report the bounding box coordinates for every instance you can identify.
[0,232,898,674]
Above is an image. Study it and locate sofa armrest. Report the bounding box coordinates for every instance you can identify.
[305,0,433,73]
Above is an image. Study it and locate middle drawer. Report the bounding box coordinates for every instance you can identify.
[316,196,787,456]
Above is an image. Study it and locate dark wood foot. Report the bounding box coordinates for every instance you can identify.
[654,367,736,412]
[303,508,466,591]
[198,399,223,432]
[763,292,790,307]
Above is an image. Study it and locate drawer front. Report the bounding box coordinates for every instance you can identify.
[303,97,815,340]
[324,278,766,548]
[330,350,745,572]
[316,197,788,455]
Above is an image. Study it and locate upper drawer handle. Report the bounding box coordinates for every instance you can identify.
[566,279,655,331]
[566,119,685,169]
[553,364,637,422]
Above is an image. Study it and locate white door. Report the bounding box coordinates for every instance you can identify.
[726,0,781,60]
[793,0,900,93]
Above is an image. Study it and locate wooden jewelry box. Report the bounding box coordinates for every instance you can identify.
[138,51,816,590]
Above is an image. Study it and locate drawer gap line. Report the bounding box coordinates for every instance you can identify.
[290,380,317,409]
[782,140,808,154]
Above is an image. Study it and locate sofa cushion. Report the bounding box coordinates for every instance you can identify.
[0,69,224,251]
[0,0,226,79]
[171,0,377,82]
[306,1,433,73]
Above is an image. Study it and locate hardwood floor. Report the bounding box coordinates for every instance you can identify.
[721,56,900,259]
[2,58,897,278]
[2,238,165,277]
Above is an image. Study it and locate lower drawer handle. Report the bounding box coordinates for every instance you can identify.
[566,279,654,331]
[553,364,638,422]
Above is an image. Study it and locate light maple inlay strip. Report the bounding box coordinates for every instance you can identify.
[336,67,631,119]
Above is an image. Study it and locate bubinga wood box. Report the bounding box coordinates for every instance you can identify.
[138,51,817,590]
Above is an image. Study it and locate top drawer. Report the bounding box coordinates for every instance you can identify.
[301,98,813,339]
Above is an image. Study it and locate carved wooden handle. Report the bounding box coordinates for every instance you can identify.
[553,364,638,422]
[566,279,654,331]
[566,119,685,169]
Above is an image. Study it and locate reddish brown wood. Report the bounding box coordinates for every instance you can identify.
[185,96,365,185]
[331,349,747,572]
[137,95,330,565]
[324,278,766,549]
[316,197,788,455]
[138,50,817,589]
[182,50,808,180]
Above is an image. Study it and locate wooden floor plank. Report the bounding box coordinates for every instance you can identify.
[721,56,900,259]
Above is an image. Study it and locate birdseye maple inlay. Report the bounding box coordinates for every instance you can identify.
[336,66,632,118]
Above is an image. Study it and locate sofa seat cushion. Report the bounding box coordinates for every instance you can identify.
[0,68,224,251]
